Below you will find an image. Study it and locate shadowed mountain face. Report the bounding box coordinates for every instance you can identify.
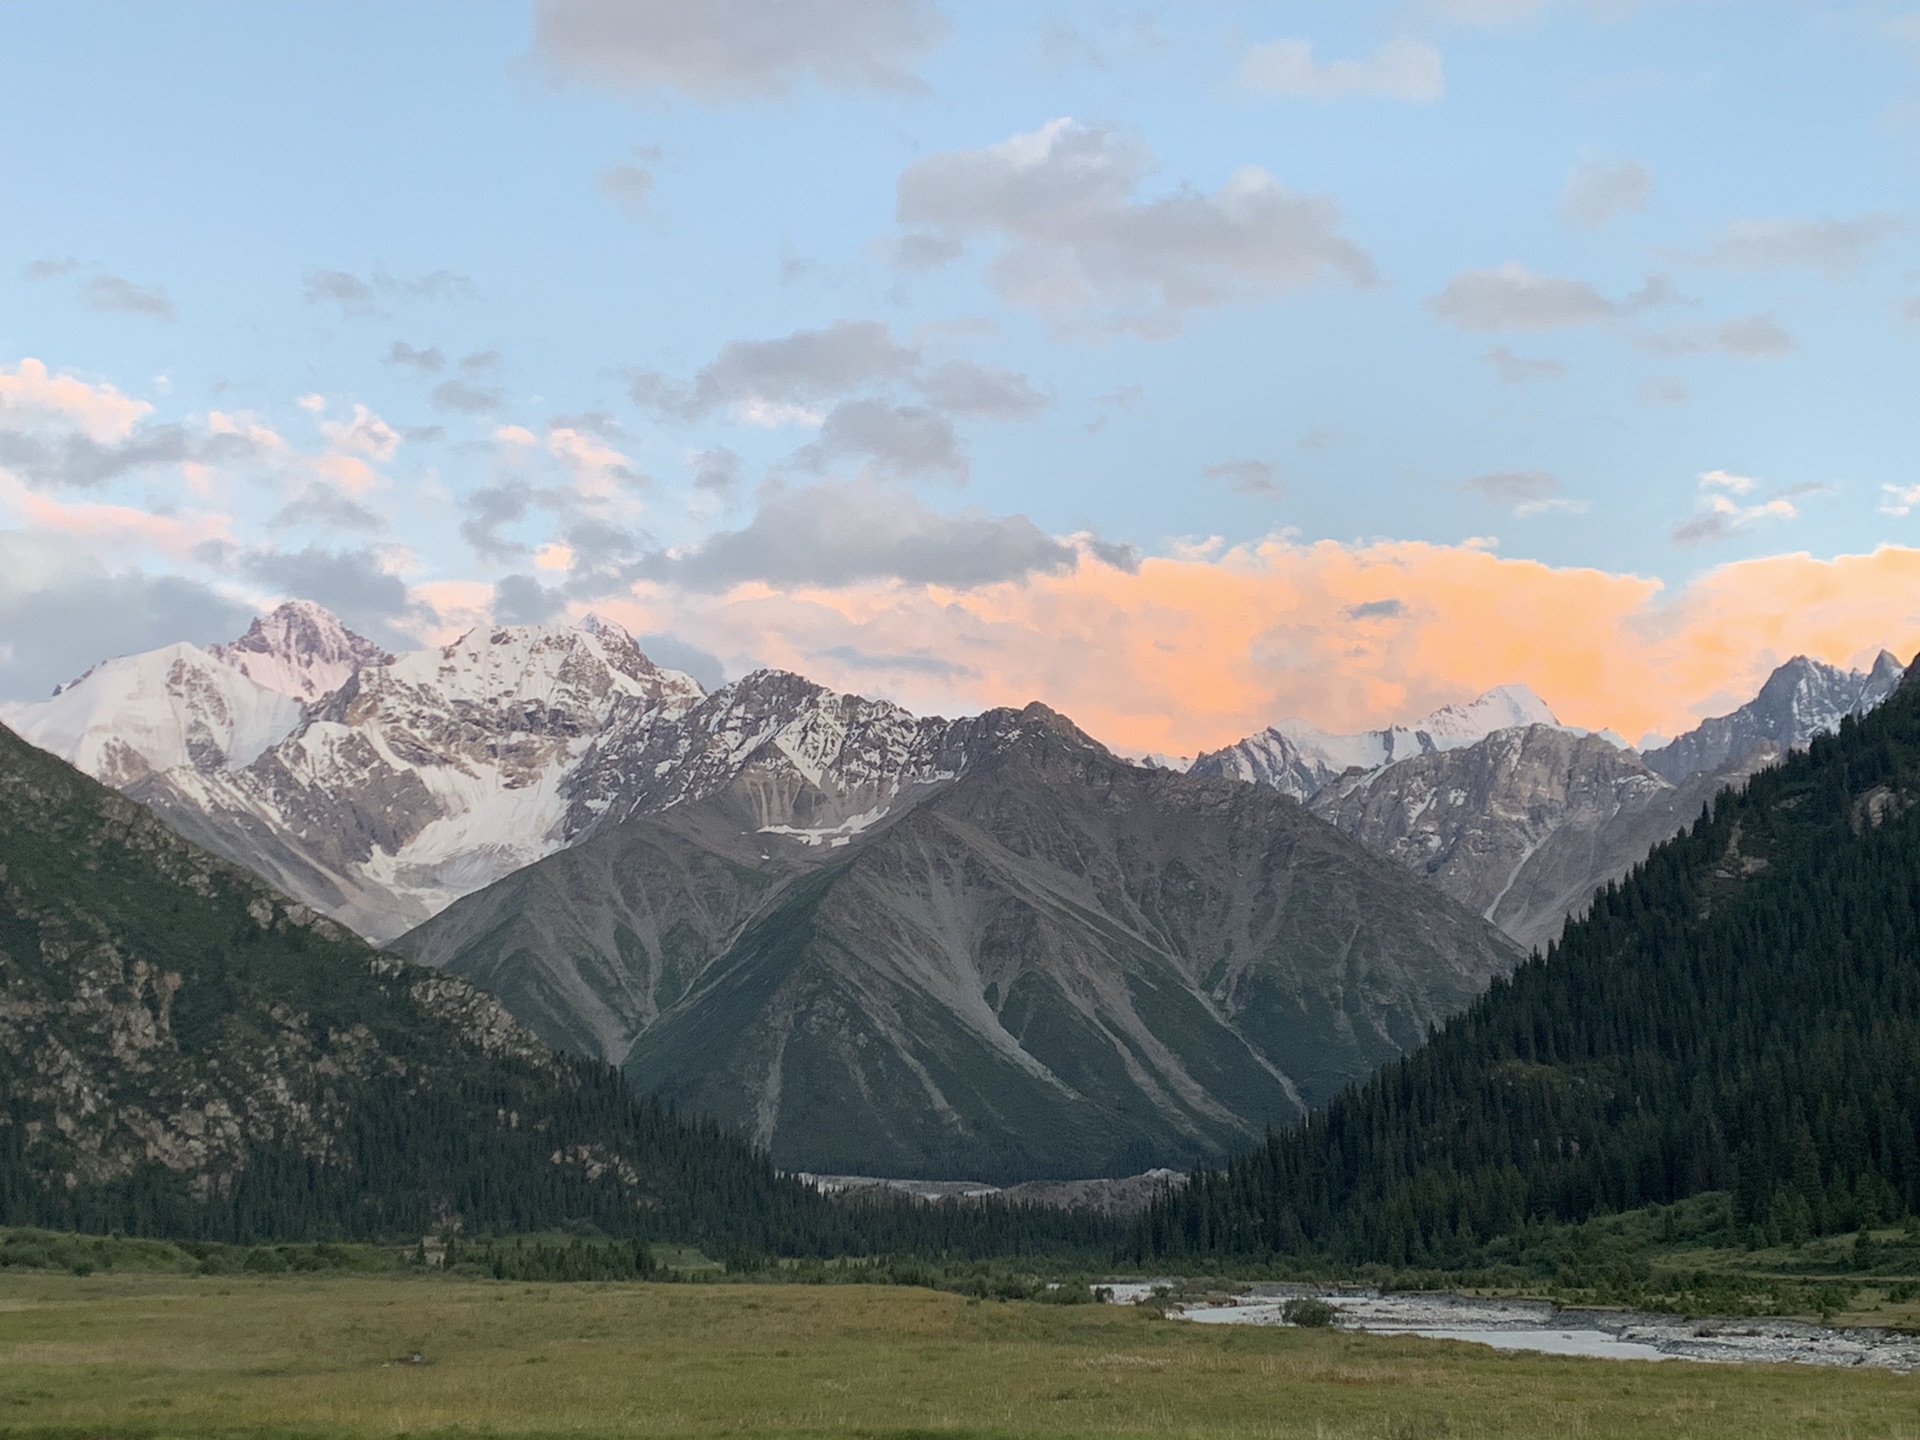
[396,705,1520,1183]
[0,720,840,1242]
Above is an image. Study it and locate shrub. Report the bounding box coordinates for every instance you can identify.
[1281,1297,1336,1328]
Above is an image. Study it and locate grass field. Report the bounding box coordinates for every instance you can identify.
[1,1271,1918,1439]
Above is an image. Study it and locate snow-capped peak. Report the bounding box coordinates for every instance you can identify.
[210,600,392,704]
[0,642,304,788]
[1415,685,1560,747]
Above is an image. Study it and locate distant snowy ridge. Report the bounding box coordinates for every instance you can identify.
[1189,684,1567,801]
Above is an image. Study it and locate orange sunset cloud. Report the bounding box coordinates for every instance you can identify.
[585,537,1920,755]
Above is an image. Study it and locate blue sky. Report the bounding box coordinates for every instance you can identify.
[2,1,1918,751]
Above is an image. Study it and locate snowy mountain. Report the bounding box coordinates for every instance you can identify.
[208,598,393,703]
[135,621,708,940]
[1189,684,1566,801]
[1642,651,1905,782]
[0,643,305,788]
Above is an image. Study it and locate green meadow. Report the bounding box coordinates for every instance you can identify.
[1,1267,1918,1440]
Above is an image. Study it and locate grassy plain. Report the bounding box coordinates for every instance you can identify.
[1,1270,1918,1440]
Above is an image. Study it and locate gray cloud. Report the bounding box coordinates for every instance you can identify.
[534,0,948,101]
[1641,314,1797,359]
[0,424,192,489]
[1702,215,1903,276]
[1344,598,1405,620]
[432,378,506,414]
[642,480,1075,590]
[894,118,1376,338]
[1427,263,1616,332]
[385,341,446,374]
[81,273,175,320]
[692,446,743,496]
[1459,469,1587,515]
[460,349,502,372]
[1482,345,1569,383]
[639,320,921,421]
[818,642,975,679]
[459,481,548,561]
[1905,298,1920,324]
[303,268,477,317]
[551,409,621,437]
[1237,37,1444,102]
[24,256,79,280]
[0,534,254,701]
[915,361,1051,419]
[1637,375,1691,406]
[795,399,967,483]
[270,484,385,532]
[238,546,412,645]
[599,163,654,218]
[1205,459,1282,496]
[493,573,568,626]
[1560,159,1651,231]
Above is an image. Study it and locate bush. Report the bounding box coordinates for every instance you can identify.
[1281,1297,1336,1328]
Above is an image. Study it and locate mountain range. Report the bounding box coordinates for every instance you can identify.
[2,602,1904,1179]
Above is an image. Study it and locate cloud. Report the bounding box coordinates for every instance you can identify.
[1640,314,1797,359]
[1560,159,1650,231]
[0,532,254,701]
[432,379,506,414]
[320,404,401,461]
[493,573,568,626]
[239,544,413,644]
[1482,346,1568,383]
[386,341,446,373]
[794,399,967,483]
[1345,598,1405,620]
[0,424,193,490]
[641,480,1075,590]
[1881,484,1920,517]
[80,274,175,320]
[1426,0,1654,25]
[24,256,79,281]
[302,269,477,317]
[459,481,551,561]
[0,358,153,442]
[1205,459,1282,497]
[692,446,743,496]
[599,163,655,218]
[1236,36,1444,101]
[1637,375,1691,405]
[635,320,920,421]
[1459,469,1587,515]
[595,536,1920,760]
[270,484,385,532]
[1906,298,1920,324]
[1701,215,1903,276]
[1427,263,1617,332]
[915,361,1051,419]
[533,0,948,101]
[1671,469,1808,545]
[893,118,1376,338]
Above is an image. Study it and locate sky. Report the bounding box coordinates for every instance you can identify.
[2,0,1918,755]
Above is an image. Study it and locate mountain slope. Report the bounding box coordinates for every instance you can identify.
[1307,726,1780,952]
[397,705,1521,1182]
[0,718,878,1249]
[1136,655,1920,1265]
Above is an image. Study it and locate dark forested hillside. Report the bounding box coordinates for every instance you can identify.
[0,722,1106,1257]
[1136,658,1920,1266]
